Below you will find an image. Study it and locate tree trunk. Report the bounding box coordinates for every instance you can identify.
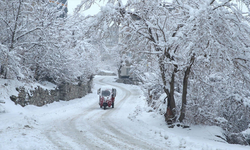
[159,53,177,124]
[10,0,22,50]
[178,55,195,122]
[178,67,189,122]
[169,70,176,113]
[0,64,7,79]
[118,61,123,79]
[165,67,177,124]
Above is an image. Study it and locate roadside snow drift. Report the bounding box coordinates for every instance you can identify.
[0,76,249,150]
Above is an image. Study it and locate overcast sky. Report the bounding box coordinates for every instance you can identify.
[68,0,101,15]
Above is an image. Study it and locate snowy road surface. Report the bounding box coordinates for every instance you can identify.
[0,76,249,150]
[42,76,162,150]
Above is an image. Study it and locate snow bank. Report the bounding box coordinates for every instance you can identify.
[0,78,57,113]
[0,76,249,150]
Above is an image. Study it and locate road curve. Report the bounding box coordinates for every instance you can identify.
[43,76,165,150]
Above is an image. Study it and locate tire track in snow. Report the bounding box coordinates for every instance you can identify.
[43,90,130,150]
[65,77,137,149]
[67,76,148,149]
[97,77,163,149]
[44,76,164,149]
[44,130,72,150]
[43,104,98,150]
[76,118,135,150]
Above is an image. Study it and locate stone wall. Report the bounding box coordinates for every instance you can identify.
[11,78,93,107]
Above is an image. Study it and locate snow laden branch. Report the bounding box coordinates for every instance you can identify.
[82,0,250,133]
[0,0,97,84]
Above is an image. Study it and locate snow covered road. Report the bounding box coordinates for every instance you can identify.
[1,76,250,150]
[42,76,163,150]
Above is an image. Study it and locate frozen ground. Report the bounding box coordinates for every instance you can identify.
[0,76,249,150]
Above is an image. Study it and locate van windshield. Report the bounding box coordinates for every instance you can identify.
[102,90,111,96]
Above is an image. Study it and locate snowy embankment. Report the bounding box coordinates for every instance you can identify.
[0,76,249,150]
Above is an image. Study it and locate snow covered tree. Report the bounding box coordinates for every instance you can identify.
[0,0,66,80]
[54,14,101,83]
[78,0,250,132]
[0,0,97,84]
[170,0,250,132]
